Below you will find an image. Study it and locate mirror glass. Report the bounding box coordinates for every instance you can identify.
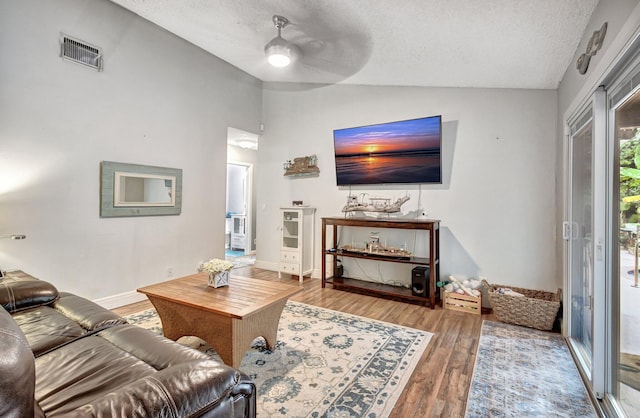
[114,172,176,207]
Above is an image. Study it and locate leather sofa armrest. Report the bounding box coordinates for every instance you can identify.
[72,360,256,418]
[228,373,257,418]
[0,280,59,313]
[53,292,127,331]
[0,306,36,417]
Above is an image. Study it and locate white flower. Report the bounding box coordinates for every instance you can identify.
[200,258,233,274]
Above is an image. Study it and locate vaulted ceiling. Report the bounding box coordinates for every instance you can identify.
[110,0,599,89]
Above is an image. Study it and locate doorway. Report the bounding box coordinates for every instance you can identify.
[226,163,249,255]
[226,127,258,267]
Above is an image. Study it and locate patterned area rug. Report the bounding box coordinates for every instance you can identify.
[125,301,432,417]
[465,321,597,417]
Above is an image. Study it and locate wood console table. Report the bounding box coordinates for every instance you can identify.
[321,217,440,309]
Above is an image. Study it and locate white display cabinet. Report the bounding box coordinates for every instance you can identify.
[230,214,246,251]
[279,207,316,284]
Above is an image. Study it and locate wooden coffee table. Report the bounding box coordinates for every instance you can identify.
[137,273,302,368]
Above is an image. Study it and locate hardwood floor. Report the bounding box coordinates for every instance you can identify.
[113,266,494,417]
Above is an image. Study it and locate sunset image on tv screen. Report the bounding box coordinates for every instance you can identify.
[333,115,442,185]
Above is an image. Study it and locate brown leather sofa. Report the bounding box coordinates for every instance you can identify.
[0,271,256,417]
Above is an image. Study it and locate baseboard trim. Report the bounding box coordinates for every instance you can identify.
[254,259,278,271]
[93,291,146,309]
[93,263,322,309]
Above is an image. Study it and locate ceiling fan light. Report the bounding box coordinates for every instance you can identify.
[268,52,291,67]
[265,37,293,67]
[265,15,298,68]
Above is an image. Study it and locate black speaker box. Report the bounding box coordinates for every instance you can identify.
[411,266,429,297]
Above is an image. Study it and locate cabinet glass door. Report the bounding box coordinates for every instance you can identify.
[282,211,299,249]
[233,216,245,234]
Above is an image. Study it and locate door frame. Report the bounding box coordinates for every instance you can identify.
[602,51,640,415]
[592,87,608,399]
[561,8,640,415]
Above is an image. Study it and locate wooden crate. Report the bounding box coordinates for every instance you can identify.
[443,291,481,315]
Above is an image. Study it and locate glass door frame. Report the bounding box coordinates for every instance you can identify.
[602,51,640,415]
[565,104,594,377]
[565,87,607,399]
[564,27,640,417]
[592,87,608,400]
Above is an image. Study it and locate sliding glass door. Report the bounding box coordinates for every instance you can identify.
[610,83,640,417]
[566,88,607,400]
[567,106,594,370]
[566,33,640,418]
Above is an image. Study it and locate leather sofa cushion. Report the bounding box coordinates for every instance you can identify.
[12,306,87,356]
[0,305,36,417]
[0,279,59,313]
[35,324,252,417]
[54,292,127,331]
[13,293,128,356]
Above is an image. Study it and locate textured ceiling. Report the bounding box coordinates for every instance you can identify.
[109,0,599,89]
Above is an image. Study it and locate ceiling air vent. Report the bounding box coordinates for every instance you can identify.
[60,34,103,71]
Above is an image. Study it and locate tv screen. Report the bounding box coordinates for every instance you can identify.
[333,115,442,186]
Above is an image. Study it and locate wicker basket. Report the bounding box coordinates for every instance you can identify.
[482,279,562,331]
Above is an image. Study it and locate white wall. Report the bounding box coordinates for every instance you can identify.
[0,0,262,301]
[257,84,558,291]
[556,0,640,283]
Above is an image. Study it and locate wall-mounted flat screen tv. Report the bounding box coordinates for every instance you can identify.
[333,115,442,186]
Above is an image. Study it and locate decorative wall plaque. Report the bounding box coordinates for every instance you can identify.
[576,22,607,75]
[283,155,320,177]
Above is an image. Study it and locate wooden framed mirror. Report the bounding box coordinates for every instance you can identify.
[100,161,182,217]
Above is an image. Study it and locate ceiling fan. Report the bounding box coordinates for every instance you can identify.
[264,15,299,67]
[261,10,372,86]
